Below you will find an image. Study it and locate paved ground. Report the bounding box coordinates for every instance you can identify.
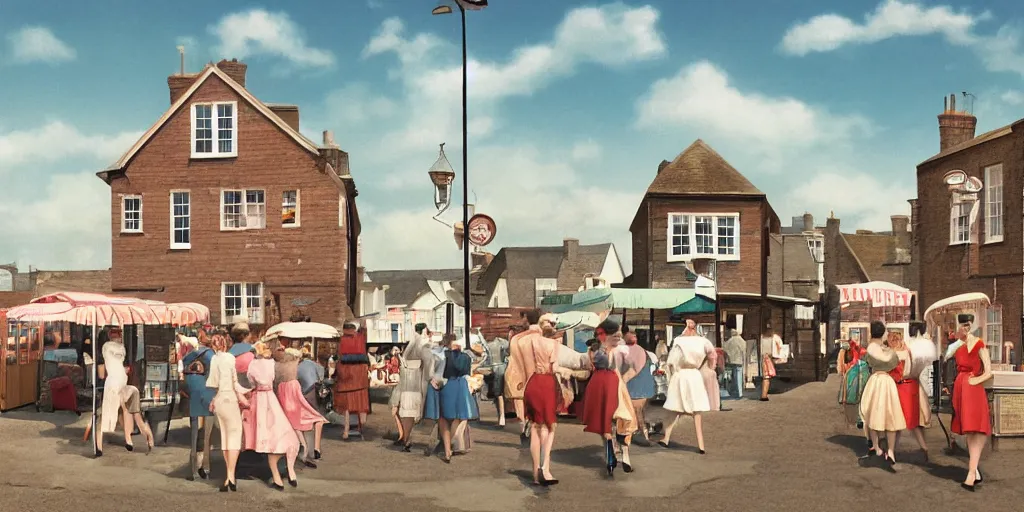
[1,377,1021,512]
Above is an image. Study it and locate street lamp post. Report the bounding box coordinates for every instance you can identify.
[432,0,486,339]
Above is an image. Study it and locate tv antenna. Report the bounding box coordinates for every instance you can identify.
[961,91,976,115]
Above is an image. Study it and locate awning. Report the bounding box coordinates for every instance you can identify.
[924,292,991,323]
[836,281,913,307]
[542,288,711,314]
[671,294,716,314]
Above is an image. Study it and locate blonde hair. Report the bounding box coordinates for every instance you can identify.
[285,347,302,358]
[253,341,272,358]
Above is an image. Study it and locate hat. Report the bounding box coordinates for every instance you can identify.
[343,321,358,330]
[957,313,975,325]
[540,313,558,325]
[231,322,250,333]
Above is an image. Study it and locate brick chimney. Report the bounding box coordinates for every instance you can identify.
[269,104,300,132]
[319,130,350,176]
[891,215,911,264]
[657,160,670,174]
[802,212,814,232]
[563,238,579,261]
[938,93,977,152]
[215,59,247,87]
[168,74,199,105]
[825,215,840,235]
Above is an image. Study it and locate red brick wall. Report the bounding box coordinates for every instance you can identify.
[916,129,1023,364]
[643,197,766,293]
[108,74,351,327]
[630,202,650,287]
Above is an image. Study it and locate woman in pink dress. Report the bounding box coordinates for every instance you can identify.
[245,342,300,490]
[276,347,327,468]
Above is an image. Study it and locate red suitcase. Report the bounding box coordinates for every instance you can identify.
[49,376,79,414]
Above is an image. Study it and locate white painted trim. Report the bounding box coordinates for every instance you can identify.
[984,163,1004,244]
[282,189,301,228]
[121,194,143,233]
[666,212,741,262]
[190,101,238,159]
[221,281,264,324]
[106,66,320,172]
[169,189,191,250]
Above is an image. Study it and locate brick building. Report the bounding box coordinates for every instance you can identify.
[96,59,362,327]
[915,93,1020,364]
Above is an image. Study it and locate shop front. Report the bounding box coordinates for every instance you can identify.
[834,281,916,346]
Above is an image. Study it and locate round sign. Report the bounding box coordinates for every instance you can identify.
[467,214,497,247]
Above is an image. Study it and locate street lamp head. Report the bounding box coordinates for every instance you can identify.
[432,5,453,15]
[428,143,456,213]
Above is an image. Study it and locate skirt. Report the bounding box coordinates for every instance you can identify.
[277,380,326,431]
[701,367,721,412]
[334,363,370,413]
[424,386,441,421]
[390,364,426,420]
[951,372,991,435]
[664,368,710,415]
[859,372,906,432]
[838,360,870,405]
[762,355,776,378]
[523,373,558,427]
[439,376,478,420]
[896,379,920,430]
[121,386,141,415]
[213,392,243,451]
[626,364,656,400]
[581,369,619,436]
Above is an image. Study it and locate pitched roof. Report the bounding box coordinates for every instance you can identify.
[100,64,321,173]
[556,243,614,291]
[646,139,763,196]
[918,122,1015,167]
[477,243,611,307]
[839,232,911,286]
[367,269,464,306]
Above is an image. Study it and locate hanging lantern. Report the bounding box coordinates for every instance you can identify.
[428,143,456,213]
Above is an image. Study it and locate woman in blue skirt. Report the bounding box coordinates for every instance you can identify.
[421,338,445,455]
[438,335,477,463]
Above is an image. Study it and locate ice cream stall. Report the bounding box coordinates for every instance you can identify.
[835,281,917,346]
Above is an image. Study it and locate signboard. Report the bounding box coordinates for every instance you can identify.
[994,393,1024,436]
[467,214,497,247]
[838,285,912,307]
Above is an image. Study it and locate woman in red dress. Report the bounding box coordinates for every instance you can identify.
[334,322,371,440]
[520,314,561,486]
[947,314,992,491]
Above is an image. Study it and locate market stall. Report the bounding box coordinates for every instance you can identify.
[1,308,43,411]
[835,281,916,346]
[924,292,1024,450]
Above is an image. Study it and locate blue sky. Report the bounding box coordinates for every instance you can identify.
[2,0,1024,273]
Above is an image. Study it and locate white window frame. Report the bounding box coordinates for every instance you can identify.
[984,164,1003,243]
[221,282,264,324]
[282,189,300,228]
[220,188,266,231]
[121,195,143,233]
[949,201,971,246]
[339,194,347,228]
[169,190,191,250]
[191,101,238,159]
[667,213,741,262]
[986,306,1003,363]
[535,278,558,307]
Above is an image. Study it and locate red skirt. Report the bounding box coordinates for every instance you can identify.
[951,372,991,436]
[896,379,920,430]
[581,369,619,437]
[524,373,558,427]
[334,363,370,414]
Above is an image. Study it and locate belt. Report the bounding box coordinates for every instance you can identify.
[254,385,272,392]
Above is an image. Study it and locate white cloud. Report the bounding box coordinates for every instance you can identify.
[1000,90,1024,105]
[780,1,1024,78]
[787,171,912,233]
[209,9,334,68]
[6,26,76,64]
[780,0,980,55]
[354,4,665,183]
[335,4,666,269]
[571,139,603,161]
[0,170,111,270]
[0,122,141,170]
[635,61,869,159]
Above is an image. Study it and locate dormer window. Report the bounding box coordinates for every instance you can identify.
[191,101,237,158]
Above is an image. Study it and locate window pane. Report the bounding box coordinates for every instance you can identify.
[217,103,234,154]
[172,192,190,245]
[123,197,141,231]
[717,216,736,255]
[282,190,297,225]
[223,190,242,228]
[194,105,212,153]
[671,215,689,256]
[694,216,713,254]
[224,283,242,317]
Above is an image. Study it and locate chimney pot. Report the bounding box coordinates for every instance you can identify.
[938,93,977,152]
[802,213,814,232]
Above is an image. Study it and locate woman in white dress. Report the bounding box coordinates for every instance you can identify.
[207,332,249,492]
[658,320,712,454]
[96,329,131,456]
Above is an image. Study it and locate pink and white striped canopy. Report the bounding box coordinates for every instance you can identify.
[4,292,210,326]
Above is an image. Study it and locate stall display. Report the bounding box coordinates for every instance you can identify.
[1,313,42,411]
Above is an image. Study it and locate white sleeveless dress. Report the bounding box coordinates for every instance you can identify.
[663,335,712,414]
[101,341,128,432]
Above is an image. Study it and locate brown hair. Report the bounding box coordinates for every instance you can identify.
[210,332,230,352]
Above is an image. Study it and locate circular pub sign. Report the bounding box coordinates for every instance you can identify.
[467,214,497,247]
